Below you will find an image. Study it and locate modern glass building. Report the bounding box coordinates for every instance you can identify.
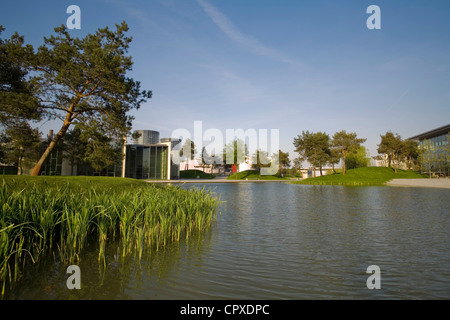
[124,144,170,180]
[409,124,449,175]
[160,138,182,180]
[38,129,175,180]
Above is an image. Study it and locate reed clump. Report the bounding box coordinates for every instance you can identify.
[0,177,219,297]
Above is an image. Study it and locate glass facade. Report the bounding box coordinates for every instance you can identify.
[125,144,169,180]
[418,133,449,175]
[41,149,63,176]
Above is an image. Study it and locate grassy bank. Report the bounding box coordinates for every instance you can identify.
[180,169,215,179]
[291,167,426,186]
[0,175,220,296]
[227,170,290,180]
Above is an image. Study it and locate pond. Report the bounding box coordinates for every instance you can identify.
[6,183,450,299]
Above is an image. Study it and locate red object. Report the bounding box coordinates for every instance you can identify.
[232,164,236,173]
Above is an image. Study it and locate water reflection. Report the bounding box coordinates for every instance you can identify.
[5,183,450,299]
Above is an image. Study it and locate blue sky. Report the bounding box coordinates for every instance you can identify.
[1,0,449,160]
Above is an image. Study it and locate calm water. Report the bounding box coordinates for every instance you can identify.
[6,183,450,299]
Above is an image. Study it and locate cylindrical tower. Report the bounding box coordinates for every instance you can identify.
[133,130,160,144]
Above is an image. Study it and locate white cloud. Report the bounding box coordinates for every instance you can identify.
[197,0,301,66]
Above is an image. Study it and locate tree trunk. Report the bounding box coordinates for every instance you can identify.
[342,151,347,175]
[17,155,23,175]
[31,120,72,176]
[394,154,398,173]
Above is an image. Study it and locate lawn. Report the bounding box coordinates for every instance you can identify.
[291,167,426,186]
[227,170,290,180]
[180,169,215,179]
[1,175,149,191]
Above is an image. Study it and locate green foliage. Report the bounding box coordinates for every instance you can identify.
[291,167,425,186]
[251,149,275,174]
[78,121,123,172]
[0,121,42,174]
[179,138,196,170]
[223,139,248,167]
[331,130,366,174]
[179,138,196,161]
[276,149,291,176]
[0,26,41,124]
[402,139,420,170]
[0,176,219,296]
[293,131,330,175]
[180,169,215,179]
[226,170,289,180]
[1,22,151,175]
[377,132,404,172]
[345,146,370,170]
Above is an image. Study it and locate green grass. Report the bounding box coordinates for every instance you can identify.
[290,167,426,186]
[180,169,215,179]
[0,175,220,297]
[0,175,149,191]
[227,170,290,180]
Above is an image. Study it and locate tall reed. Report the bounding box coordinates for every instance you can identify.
[0,178,219,297]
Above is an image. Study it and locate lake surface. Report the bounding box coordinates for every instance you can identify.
[6,183,450,299]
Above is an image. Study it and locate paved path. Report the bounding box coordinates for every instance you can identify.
[386,178,450,189]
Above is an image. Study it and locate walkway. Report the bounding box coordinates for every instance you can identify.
[386,178,450,189]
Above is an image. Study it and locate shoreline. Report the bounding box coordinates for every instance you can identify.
[147,178,292,183]
[147,177,450,189]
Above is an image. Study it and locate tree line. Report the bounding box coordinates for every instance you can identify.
[184,129,430,178]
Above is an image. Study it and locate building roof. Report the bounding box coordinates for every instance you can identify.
[408,124,450,141]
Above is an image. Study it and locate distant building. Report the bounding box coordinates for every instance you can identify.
[160,138,181,180]
[124,143,170,180]
[123,132,183,180]
[39,129,179,180]
[133,130,160,145]
[408,123,449,175]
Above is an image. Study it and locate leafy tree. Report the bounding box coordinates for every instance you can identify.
[0,26,41,125]
[61,127,85,175]
[0,121,41,175]
[251,149,272,175]
[402,139,420,170]
[292,157,304,171]
[293,131,330,176]
[223,139,248,179]
[328,148,341,173]
[345,146,370,170]
[331,130,366,175]
[179,138,196,170]
[275,149,290,176]
[2,22,152,176]
[78,120,123,173]
[197,146,212,173]
[377,132,404,173]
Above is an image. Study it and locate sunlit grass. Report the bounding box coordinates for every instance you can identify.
[290,167,426,186]
[180,169,215,179]
[227,170,289,180]
[0,176,220,297]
